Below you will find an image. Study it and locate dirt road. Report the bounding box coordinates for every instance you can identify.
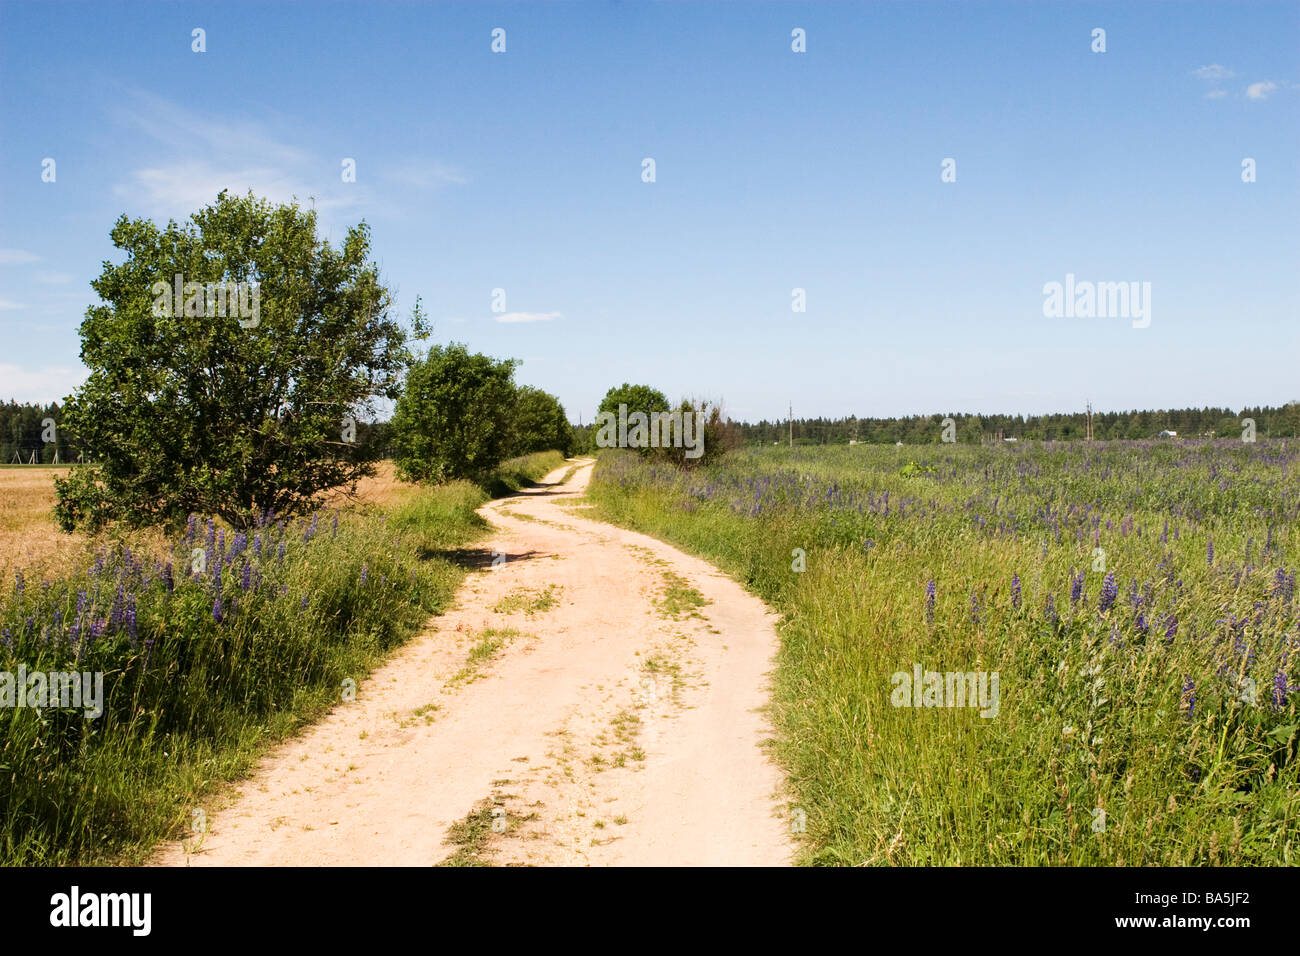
[155,460,792,866]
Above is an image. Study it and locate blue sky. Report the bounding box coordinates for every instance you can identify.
[1,0,1297,423]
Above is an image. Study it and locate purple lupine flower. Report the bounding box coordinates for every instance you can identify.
[109,585,125,632]
[332,513,339,538]
[126,594,138,646]
[1272,671,1288,709]
[241,562,252,591]
[253,534,262,557]
[1070,570,1083,605]
[1098,572,1118,613]
[1134,611,1149,636]
[1206,538,1214,567]
[1011,574,1021,610]
[969,590,980,624]
[0,627,11,653]
[212,597,224,624]
[92,617,107,640]
[277,541,286,561]
[163,561,174,592]
[1045,594,1058,626]
[14,570,23,594]
[1163,614,1178,640]
[1182,676,1196,719]
[300,595,309,611]
[185,514,197,543]
[925,580,936,624]
[359,565,368,587]
[75,590,88,615]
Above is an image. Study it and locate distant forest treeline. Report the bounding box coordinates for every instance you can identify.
[5,399,1299,463]
[739,403,1300,445]
[1,401,77,463]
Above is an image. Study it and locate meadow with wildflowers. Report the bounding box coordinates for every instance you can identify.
[0,451,564,865]
[585,440,1300,865]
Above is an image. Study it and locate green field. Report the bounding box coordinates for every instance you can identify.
[585,440,1300,865]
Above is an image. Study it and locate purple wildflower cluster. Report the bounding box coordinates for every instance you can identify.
[1,507,347,666]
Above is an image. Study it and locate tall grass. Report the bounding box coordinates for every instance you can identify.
[585,441,1300,865]
[0,452,565,865]
[481,450,567,498]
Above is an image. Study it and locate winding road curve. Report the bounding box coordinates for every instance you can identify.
[155,460,791,866]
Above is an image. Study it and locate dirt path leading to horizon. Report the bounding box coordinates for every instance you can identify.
[154,460,792,867]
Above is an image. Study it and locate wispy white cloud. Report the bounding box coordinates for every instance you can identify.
[493,311,561,324]
[109,91,364,224]
[1204,89,1228,99]
[0,299,26,311]
[1245,80,1278,100]
[0,249,41,265]
[107,90,467,232]
[1193,64,1235,81]
[0,363,86,404]
[117,160,355,222]
[34,271,75,285]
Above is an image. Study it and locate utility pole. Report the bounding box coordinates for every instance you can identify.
[1086,401,1094,441]
[788,401,793,448]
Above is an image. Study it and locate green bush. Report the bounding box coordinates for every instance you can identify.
[390,344,518,483]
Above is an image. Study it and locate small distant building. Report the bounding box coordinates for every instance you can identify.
[1159,429,1178,438]
[849,439,858,445]
[1003,437,1018,442]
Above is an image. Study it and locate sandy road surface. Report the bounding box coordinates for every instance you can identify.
[155,460,792,866]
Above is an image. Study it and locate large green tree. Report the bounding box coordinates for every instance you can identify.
[390,344,519,483]
[55,191,408,531]
[597,383,669,420]
[511,386,573,457]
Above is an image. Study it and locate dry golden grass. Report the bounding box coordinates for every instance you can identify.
[0,466,90,580]
[0,461,419,581]
[318,460,422,510]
